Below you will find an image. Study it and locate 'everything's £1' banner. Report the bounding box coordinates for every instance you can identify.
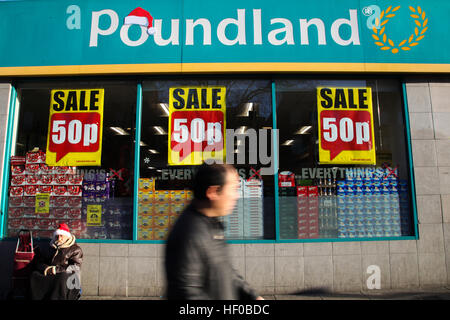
[46,89,104,166]
[317,87,376,165]
[168,87,226,165]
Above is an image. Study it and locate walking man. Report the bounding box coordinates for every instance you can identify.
[165,163,263,300]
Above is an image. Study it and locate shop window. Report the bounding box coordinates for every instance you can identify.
[276,78,414,240]
[139,79,275,240]
[3,77,414,243]
[6,81,137,240]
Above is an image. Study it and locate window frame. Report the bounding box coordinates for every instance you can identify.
[0,76,419,243]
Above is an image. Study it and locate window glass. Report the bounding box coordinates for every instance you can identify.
[140,79,275,240]
[6,81,136,240]
[276,78,413,240]
[4,77,414,243]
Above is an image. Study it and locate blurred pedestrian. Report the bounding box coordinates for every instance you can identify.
[165,163,263,300]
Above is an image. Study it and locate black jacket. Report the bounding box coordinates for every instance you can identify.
[34,235,83,275]
[164,203,258,300]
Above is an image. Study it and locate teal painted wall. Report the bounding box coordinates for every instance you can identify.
[0,0,448,68]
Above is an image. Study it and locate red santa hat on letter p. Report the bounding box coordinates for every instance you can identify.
[124,7,156,35]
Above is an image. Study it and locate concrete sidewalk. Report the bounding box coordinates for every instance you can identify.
[80,287,450,300]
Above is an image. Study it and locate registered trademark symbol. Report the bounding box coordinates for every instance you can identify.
[362,6,373,16]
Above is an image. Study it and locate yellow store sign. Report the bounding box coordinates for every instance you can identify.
[46,89,104,166]
[317,87,376,165]
[168,87,226,165]
[86,205,102,226]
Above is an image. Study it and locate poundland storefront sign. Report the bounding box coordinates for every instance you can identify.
[89,8,361,47]
[0,0,449,74]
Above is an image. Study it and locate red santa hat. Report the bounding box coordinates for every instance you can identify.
[54,223,71,238]
[124,7,156,35]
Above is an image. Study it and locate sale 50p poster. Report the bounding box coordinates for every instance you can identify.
[168,87,226,165]
[317,87,376,165]
[46,89,104,166]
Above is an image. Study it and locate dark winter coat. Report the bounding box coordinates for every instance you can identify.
[34,235,83,276]
[164,203,258,300]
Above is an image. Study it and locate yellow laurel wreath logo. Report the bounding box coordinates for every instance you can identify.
[372,5,428,54]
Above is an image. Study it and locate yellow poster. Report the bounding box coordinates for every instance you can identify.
[168,87,226,165]
[317,87,376,164]
[46,89,104,166]
[35,193,50,214]
[86,205,102,226]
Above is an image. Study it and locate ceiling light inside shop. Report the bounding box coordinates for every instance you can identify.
[110,127,129,135]
[237,126,247,134]
[148,149,159,154]
[159,103,170,116]
[148,166,155,169]
[153,126,167,135]
[239,103,254,116]
[140,141,147,146]
[296,126,312,135]
[282,139,294,146]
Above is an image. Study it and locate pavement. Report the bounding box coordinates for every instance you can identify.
[80,286,450,300]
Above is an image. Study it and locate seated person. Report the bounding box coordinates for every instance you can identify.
[30,223,83,300]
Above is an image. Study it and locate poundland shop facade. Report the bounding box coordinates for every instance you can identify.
[1,0,450,297]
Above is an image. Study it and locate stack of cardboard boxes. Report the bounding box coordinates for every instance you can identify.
[243,178,264,239]
[336,167,405,238]
[278,171,298,239]
[278,171,321,239]
[80,171,133,240]
[223,177,264,239]
[223,178,244,239]
[137,178,192,240]
[8,149,83,238]
[296,186,319,239]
